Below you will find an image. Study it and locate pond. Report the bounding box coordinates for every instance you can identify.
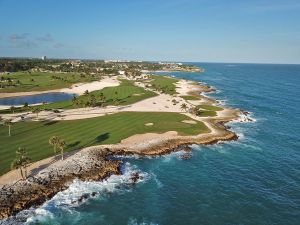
[0,92,75,105]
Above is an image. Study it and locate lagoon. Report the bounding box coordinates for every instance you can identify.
[0,92,75,106]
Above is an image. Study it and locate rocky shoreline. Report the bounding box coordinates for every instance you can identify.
[0,117,238,220]
[0,77,245,221]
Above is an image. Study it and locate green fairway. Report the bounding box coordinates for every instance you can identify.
[80,79,157,106]
[150,75,178,95]
[192,104,223,117]
[199,104,223,111]
[0,71,98,93]
[0,80,157,113]
[181,95,201,100]
[198,111,217,117]
[0,112,209,175]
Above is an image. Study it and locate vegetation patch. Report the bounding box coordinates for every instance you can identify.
[199,104,223,111]
[181,95,201,100]
[149,75,178,95]
[0,72,99,93]
[0,80,157,113]
[0,112,209,175]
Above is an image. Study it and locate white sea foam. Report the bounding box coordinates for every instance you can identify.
[128,218,159,225]
[25,209,54,224]
[151,172,163,188]
[25,162,149,224]
[235,112,257,123]
[161,150,188,163]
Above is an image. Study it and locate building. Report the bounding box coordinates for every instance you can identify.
[41,56,47,60]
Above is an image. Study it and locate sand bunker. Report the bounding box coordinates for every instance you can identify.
[182,120,197,124]
[145,123,154,126]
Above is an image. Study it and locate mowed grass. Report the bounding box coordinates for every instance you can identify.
[0,72,98,93]
[150,75,178,95]
[181,95,200,100]
[0,112,209,175]
[0,80,157,113]
[195,104,223,117]
[199,104,223,111]
[83,79,157,106]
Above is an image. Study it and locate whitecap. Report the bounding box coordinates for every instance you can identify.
[128,217,159,225]
[25,162,149,224]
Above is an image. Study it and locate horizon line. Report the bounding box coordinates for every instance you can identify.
[0,56,299,66]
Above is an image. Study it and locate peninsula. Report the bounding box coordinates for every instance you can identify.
[0,59,247,220]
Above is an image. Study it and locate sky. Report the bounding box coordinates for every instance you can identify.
[0,0,300,64]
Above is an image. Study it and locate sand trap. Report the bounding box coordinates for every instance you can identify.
[176,80,200,95]
[121,131,178,145]
[145,123,153,126]
[0,76,120,99]
[182,120,197,124]
[61,76,120,95]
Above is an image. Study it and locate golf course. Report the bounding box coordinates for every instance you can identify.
[0,112,209,175]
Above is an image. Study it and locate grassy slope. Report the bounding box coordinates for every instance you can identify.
[0,72,99,93]
[0,112,209,175]
[199,104,223,111]
[150,75,178,95]
[196,104,223,117]
[0,80,157,113]
[181,95,200,100]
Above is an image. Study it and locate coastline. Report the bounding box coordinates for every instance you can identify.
[0,74,244,220]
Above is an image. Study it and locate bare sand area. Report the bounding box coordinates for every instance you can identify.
[0,76,120,100]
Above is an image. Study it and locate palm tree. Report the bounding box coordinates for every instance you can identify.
[99,93,106,106]
[23,102,29,110]
[32,108,41,118]
[11,147,31,180]
[10,106,16,114]
[4,119,12,136]
[90,94,97,107]
[58,139,67,160]
[49,136,60,156]
[180,103,188,112]
[114,91,119,104]
[72,95,78,106]
[42,101,47,109]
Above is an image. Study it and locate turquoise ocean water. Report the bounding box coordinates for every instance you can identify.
[2,63,300,225]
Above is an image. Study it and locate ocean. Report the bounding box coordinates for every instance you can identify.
[3,63,300,225]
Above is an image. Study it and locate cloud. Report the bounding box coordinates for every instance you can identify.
[10,40,37,49]
[9,33,30,41]
[36,34,54,42]
[53,43,64,49]
[7,33,66,50]
[8,33,38,49]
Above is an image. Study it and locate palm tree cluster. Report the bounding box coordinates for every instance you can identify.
[72,91,109,108]
[49,136,67,160]
[11,147,31,180]
[2,119,13,136]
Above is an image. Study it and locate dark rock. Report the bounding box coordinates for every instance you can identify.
[179,153,191,160]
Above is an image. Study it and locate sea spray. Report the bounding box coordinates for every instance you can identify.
[22,162,149,224]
